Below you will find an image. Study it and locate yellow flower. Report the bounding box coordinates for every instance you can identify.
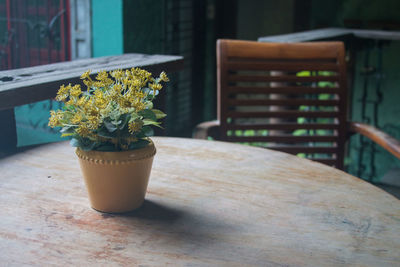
[80,70,92,80]
[56,84,71,102]
[48,110,63,127]
[160,71,169,82]
[87,115,100,129]
[76,124,91,137]
[149,83,162,91]
[113,84,122,93]
[132,79,143,88]
[128,120,143,134]
[50,68,168,150]
[111,70,124,80]
[70,85,82,97]
[96,70,109,81]
[134,101,145,111]
[94,92,107,109]
[71,113,83,124]
[93,81,106,88]
[66,98,76,106]
[135,91,145,99]
[77,96,87,107]
[149,83,162,96]
[83,79,93,88]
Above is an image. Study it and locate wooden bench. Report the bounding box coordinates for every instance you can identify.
[0,53,184,152]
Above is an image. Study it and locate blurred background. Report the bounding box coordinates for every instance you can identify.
[1,0,399,183]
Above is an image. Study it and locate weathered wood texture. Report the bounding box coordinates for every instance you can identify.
[0,137,399,266]
[349,122,400,159]
[0,53,184,110]
[258,27,400,43]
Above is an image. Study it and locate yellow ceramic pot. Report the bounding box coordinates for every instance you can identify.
[75,139,156,213]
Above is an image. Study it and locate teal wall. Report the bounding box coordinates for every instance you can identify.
[15,100,64,147]
[92,0,124,57]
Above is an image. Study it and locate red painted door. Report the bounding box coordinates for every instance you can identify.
[0,0,70,70]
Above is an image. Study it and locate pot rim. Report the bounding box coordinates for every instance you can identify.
[75,138,156,163]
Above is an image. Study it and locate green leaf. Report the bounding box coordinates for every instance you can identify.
[97,127,116,138]
[141,126,154,137]
[70,137,96,151]
[144,101,153,109]
[62,104,75,111]
[95,144,116,151]
[112,120,122,126]
[104,120,118,132]
[61,133,74,137]
[143,119,162,128]
[130,112,139,120]
[118,113,130,130]
[60,125,74,134]
[128,139,150,150]
[70,138,80,147]
[152,109,167,119]
[138,109,157,121]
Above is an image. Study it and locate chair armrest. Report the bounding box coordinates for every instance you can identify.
[348,121,400,159]
[193,120,221,140]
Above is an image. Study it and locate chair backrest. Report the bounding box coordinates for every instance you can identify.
[217,39,348,169]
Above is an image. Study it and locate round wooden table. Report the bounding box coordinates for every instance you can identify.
[0,137,399,266]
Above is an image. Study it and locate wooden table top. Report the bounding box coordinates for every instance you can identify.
[1,137,399,266]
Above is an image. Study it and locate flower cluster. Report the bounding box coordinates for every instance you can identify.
[49,68,168,151]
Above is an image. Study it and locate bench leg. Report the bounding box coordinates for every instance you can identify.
[0,108,17,152]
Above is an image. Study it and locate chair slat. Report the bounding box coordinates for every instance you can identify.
[227,61,339,71]
[267,146,338,154]
[215,40,348,169]
[227,99,340,107]
[225,40,343,60]
[226,123,339,130]
[227,110,340,118]
[227,86,340,94]
[225,135,338,143]
[312,158,337,166]
[228,74,340,83]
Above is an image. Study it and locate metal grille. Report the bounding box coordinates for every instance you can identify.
[349,40,400,181]
[0,0,70,147]
[0,0,70,70]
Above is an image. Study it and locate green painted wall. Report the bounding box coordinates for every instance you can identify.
[237,0,294,40]
[123,0,164,54]
[310,0,400,181]
[92,0,124,57]
[233,0,399,181]
[348,40,400,181]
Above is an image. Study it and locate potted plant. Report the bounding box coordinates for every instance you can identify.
[49,68,169,213]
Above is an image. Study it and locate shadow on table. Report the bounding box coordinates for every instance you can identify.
[100,199,234,250]
[116,199,184,223]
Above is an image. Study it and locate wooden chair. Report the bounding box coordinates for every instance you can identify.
[194,39,400,170]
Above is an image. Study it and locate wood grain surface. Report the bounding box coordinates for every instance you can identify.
[0,53,183,110]
[258,28,400,43]
[0,137,399,266]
